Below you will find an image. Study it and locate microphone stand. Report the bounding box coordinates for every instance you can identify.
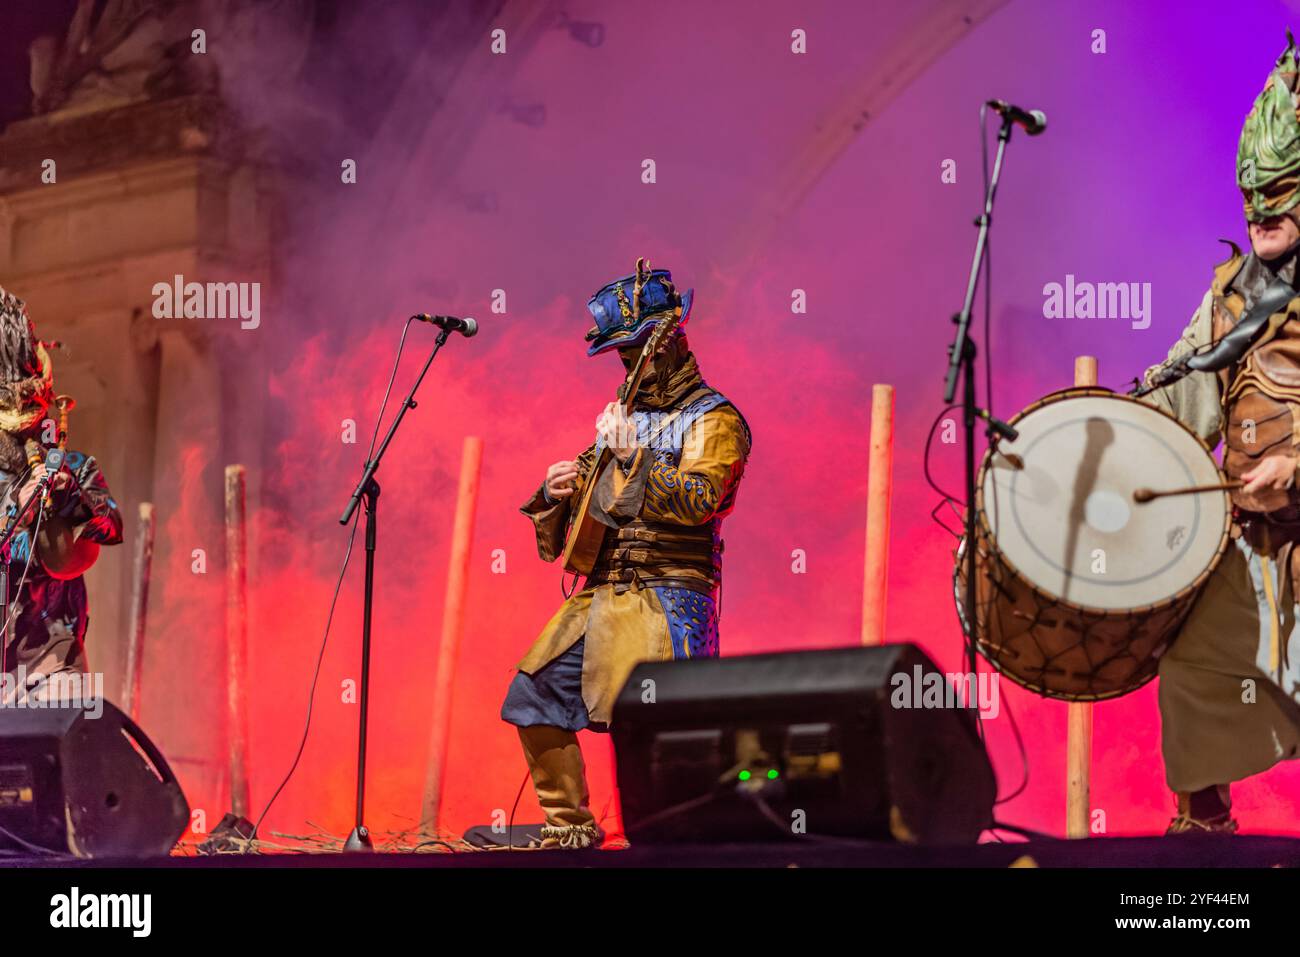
[337,325,453,852]
[943,112,1020,682]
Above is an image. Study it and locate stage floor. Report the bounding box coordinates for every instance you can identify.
[2,833,1297,868]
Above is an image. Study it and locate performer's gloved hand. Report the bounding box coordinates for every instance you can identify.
[543,460,580,504]
[596,402,639,465]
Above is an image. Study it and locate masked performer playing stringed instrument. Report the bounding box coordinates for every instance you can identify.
[0,288,122,705]
[1139,32,1300,834]
[501,259,751,849]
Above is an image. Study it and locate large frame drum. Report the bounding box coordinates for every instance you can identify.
[957,388,1231,701]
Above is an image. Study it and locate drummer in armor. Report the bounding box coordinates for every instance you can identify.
[1141,31,1300,833]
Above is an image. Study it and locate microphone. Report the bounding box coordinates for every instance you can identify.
[41,448,66,504]
[986,99,1047,135]
[412,314,478,337]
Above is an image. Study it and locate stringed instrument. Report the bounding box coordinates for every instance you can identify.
[560,307,685,575]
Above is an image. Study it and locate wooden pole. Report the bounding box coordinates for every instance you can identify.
[121,502,154,722]
[224,465,251,819]
[861,384,895,645]
[1067,356,1096,839]
[421,436,483,833]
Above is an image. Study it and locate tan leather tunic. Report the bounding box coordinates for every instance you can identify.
[1212,250,1300,515]
[513,393,750,725]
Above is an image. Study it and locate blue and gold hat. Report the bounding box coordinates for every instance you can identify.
[584,257,693,357]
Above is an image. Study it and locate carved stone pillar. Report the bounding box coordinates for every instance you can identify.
[0,87,274,814]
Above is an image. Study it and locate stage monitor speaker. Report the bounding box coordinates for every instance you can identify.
[612,643,996,845]
[0,698,189,857]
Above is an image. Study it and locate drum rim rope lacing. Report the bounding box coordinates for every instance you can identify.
[955,387,1232,701]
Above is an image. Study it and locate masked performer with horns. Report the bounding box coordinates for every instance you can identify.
[1140,32,1300,833]
[0,288,122,705]
[501,260,751,849]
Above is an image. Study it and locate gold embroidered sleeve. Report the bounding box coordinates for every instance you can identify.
[634,406,749,526]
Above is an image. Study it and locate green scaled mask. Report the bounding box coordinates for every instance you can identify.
[1239,30,1300,222]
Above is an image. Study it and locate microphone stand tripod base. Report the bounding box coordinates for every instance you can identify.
[343,826,374,852]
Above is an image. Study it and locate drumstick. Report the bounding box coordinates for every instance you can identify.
[1133,480,1242,503]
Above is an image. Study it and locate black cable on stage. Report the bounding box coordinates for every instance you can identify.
[967,102,1000,748]
[923,403,964,511]
[247,317,418,848]
[0,822,68,858]
[4,490,43,639]
[505,768,530,850]
[989,819,1061,843]
[980,101,995,421]
[993,687,1030,806]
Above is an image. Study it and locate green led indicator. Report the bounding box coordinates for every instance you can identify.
[738,770,751,781]
[767,769,779,780]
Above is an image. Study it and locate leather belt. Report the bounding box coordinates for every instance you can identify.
[1237,506,1300,545]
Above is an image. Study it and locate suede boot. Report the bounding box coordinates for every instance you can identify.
[517,724,604,849]
[1166,784,1237,835]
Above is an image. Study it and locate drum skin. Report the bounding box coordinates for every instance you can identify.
[957,388,1231,701]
